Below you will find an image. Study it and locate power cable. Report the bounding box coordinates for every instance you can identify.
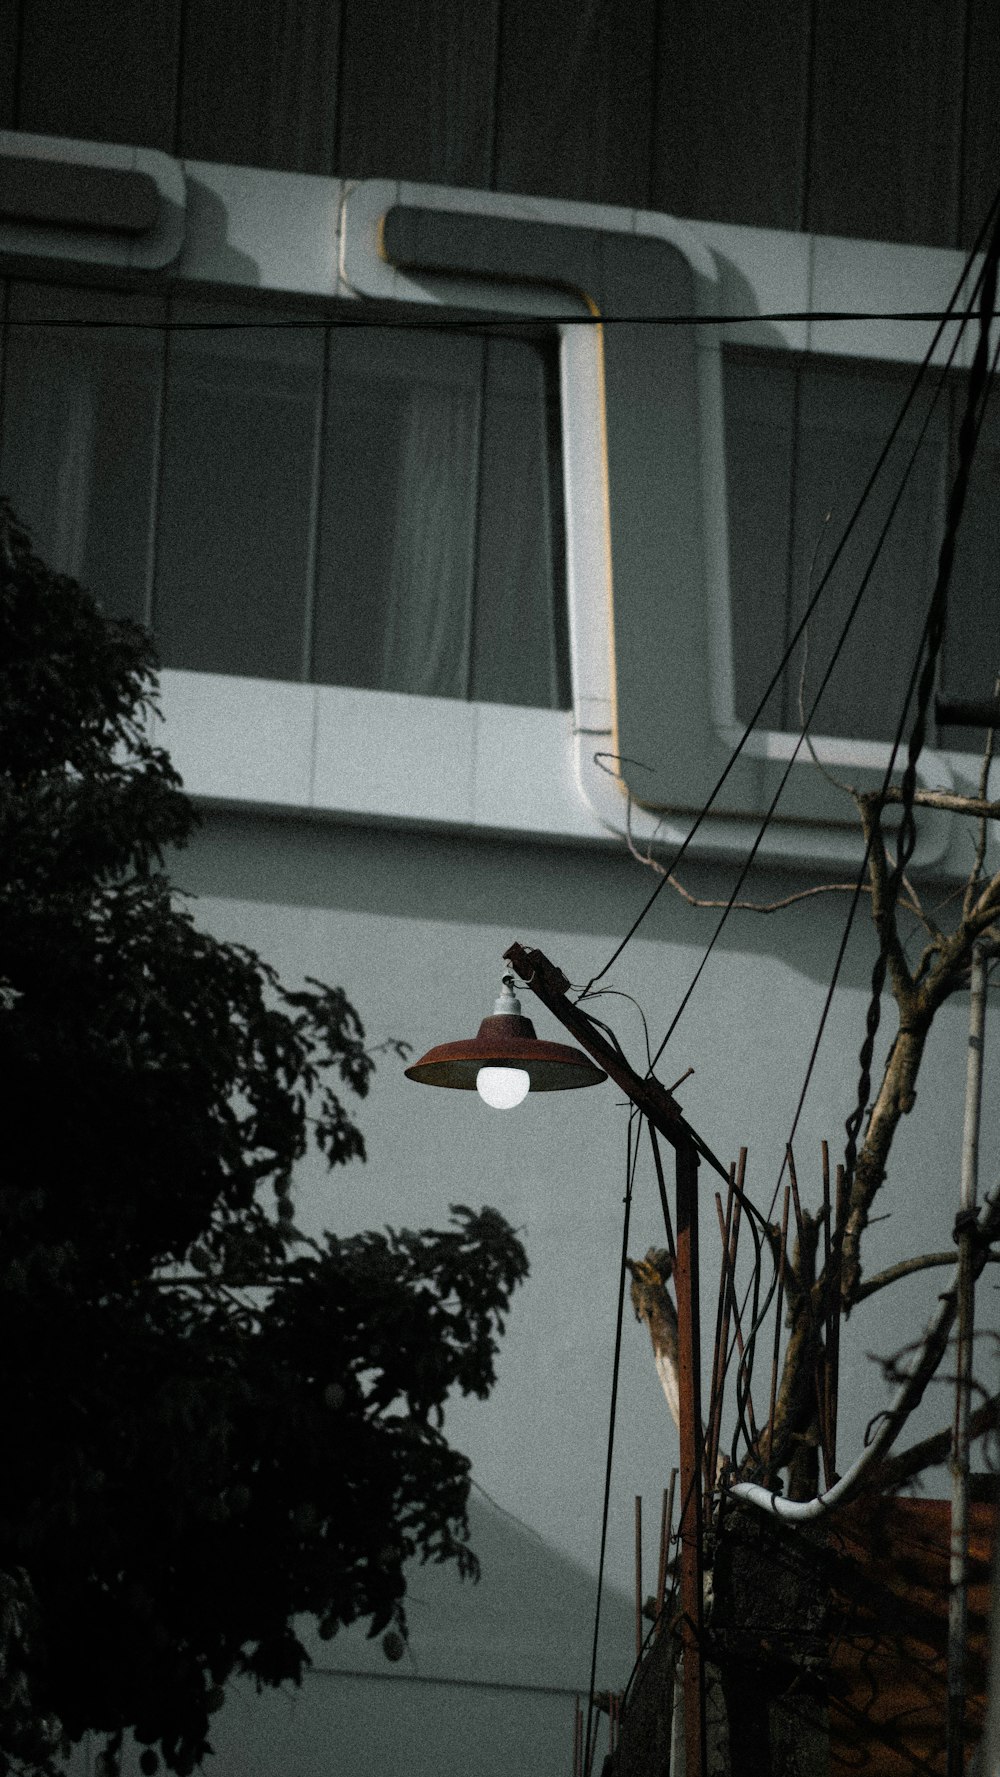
[842,211,1000,1203]
[578,184,1000,1001]
[7,307,1000,332]
[725,241,1000,1443]
[769,303,999,1228]
[643,220,990,1084]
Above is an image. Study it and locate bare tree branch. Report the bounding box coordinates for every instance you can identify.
[856,1249,1000,1302]
[730,1192,1000,1522]
[881,785,1000,819]
[866,1390,1000,1493]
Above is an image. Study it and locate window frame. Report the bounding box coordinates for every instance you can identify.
[2,137,992,874]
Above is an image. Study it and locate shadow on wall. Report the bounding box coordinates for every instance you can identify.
[63,1493,635,1777]
[173,809,884,995]
[228,1491,635,1777]
[181,178,262,285]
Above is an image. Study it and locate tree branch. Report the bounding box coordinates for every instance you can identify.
[881,785,1000,819]
[866,1390,1000,1493]
[856,792,914,1006]
[730,1192,1000,1523]
[856,1249,1000,1302]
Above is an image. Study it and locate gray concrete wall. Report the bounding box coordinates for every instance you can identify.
[138,805,998,1772]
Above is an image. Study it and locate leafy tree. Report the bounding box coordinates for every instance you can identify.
[0,502,529,1777]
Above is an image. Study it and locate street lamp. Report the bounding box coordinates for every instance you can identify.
[406,942,723,1777]
[404,967,606,1107]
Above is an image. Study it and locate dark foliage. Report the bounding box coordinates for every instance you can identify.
[0,503,529,1776]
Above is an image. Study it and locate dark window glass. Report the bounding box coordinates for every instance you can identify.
[312,323,568,708]
[470,335,570,711]
[153,300,323,681]
[0,285,568,713]
[0,282,163,628]
[940,396,1000,746]
[312,326,483,699]
[724,347,950,744]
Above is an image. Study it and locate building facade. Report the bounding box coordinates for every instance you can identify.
[1,4,998,1771]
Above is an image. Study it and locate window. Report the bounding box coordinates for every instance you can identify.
[0,283,570,712]
[1,159,990,867]
[0,282,164,630]
[724,344,999,749]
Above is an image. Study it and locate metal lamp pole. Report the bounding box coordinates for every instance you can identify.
[505,943,729,1777]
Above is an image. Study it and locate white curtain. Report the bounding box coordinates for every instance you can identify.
[379,370,482,700]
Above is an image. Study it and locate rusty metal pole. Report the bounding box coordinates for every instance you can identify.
[675,1132,707,1777]
[503,943,716,1777]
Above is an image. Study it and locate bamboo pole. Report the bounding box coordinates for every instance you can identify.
[709,1152,746,1476]
[947,942,987,1777]
[765,1186,790,1486]
[820,1141,834,1488]
[830,1162,847,1474]
[706,1166,737,1488]
[634,1494,643,1664]
[715,1190,759,1450]
[675,1135,707,1777]
[656,1469,677,1633]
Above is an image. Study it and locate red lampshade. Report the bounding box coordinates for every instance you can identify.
[404,978,605,1093]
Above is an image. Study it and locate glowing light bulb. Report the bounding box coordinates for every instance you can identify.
[476,1066,530,1109]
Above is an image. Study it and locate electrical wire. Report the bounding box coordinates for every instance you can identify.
[7,307,1000,332]
[762,284,1000,1225]
[632,192,999,1086]
[842,212,1000,1202]
[718,262,1000,1510]
[578,184,1000,1002]
[640,268,979,1081]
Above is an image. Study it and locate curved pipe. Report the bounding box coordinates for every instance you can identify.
[728,1188,999,1524]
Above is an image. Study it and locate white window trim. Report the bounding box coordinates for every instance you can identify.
[2,139,994,876]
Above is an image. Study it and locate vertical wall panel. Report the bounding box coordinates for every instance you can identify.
[786,359,948,744]
[722,350,797,727]
[15,0,181,150]
[807,1,964,246]
[493,0,657,207]
[335,0,499,186]
[0,283,164,627]
[0,0,20,129]
[651,1,811,232]
[939,390,1000,739]
[178,0,341,173]
[470,336,568,708]
[958,0,1000,249]
[313,326,483,698]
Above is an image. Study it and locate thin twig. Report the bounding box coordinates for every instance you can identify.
[881,785,1000,818]
[765,1187,791,1487]
[706,1168,737,1488]
[712,1151,747,1475]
